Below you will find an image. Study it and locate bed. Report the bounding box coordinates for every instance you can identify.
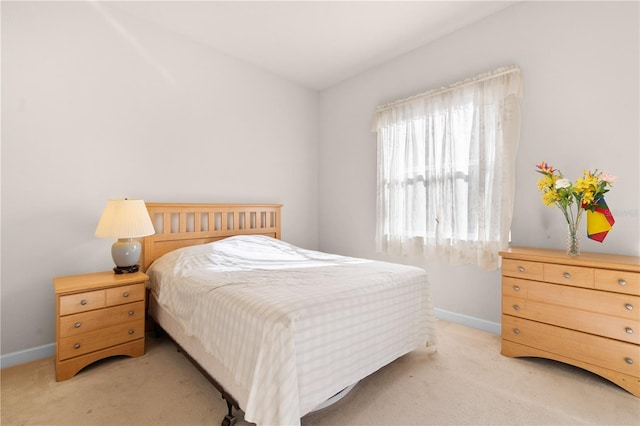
[142,203,437,426]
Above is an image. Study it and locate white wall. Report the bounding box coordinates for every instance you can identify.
[3,0,639,365]
[1,2,319,358]
[318,1,639,331]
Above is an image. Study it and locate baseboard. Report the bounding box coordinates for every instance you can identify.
[0,343,55,369]
[434,308,501,335]
[1,310,500,368]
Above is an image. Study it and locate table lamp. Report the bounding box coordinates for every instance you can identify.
[95,198,155,274]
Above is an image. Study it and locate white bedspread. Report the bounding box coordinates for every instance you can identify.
[147,235,437,426]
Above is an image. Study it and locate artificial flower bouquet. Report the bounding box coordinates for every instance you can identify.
[535,161,616,255]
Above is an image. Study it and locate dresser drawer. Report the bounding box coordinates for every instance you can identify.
[58,319,144,361]
[106,283,145,306]
[502,315,640,378]
[58,301,145,338]
[543,263,594,289]
[503,295,639,344]
[502,277,639,321]
[59,290,106,316]
[595,270,640,296]
[502,259,543,281]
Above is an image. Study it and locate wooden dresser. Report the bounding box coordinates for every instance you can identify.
[499,247,640,397]
[54,271,147,381]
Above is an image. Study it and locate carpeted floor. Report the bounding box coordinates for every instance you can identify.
[2,320,639,425]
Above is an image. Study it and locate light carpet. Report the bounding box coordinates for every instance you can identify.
[2,320,638,425]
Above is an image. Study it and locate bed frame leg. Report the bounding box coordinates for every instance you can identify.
[221,398,236,426]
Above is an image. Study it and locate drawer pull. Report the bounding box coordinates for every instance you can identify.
[625,358,634,365]
[513,328,520,335]
[513,305,520,311]
[517,266,525,273]
[123,292,130,298]
[625,304,634,311]
[619,279,627,286]
[128,329,135,335]
[513,285,520,291]
[80,300,88,306]
[625,327,634,335]
[563,272,571,279]
[128,310,135,316]
[74,322,81,328]
[74,343,80,349]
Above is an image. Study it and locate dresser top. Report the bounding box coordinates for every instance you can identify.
[500,247,640,272]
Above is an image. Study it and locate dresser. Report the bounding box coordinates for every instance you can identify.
[54,271,147,381]
[499,247,640,397]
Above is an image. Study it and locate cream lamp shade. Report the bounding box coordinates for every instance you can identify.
[95,198,155,274]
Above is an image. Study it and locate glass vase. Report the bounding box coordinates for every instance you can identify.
[567,222,580,256]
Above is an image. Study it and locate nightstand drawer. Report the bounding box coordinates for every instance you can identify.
[502,259,543,281]
[58,301,145,338]
[502,315,640,377]
[58,319,144,361]
[543,263,594,288]
[59,290,105,315]
[106,283,145,306]
[595,270,640,296]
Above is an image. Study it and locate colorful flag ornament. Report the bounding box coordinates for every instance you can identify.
[586,197,615,243]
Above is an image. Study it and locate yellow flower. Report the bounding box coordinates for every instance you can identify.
[537,178,547,191]
[537,175,556,191]
[582,190,595,205]
[542,190,560,206]
[574,177,591,192]
[575,172,599,202]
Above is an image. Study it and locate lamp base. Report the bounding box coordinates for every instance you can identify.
[111,238,142,274]
[113,265,140,274]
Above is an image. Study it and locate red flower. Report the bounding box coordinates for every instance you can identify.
[535,161,554,174]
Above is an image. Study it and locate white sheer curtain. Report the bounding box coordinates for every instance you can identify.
[373,66,522,270]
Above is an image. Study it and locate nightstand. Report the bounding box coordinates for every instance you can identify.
[53,271,147,381]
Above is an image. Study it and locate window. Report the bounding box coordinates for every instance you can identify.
[373,66,522,270]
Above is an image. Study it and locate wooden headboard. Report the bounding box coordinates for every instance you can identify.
[141,203,282,271]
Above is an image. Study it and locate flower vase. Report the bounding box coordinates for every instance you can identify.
[567,222,580,256]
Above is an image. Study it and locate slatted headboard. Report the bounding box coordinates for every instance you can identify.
[141,203,282,271]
